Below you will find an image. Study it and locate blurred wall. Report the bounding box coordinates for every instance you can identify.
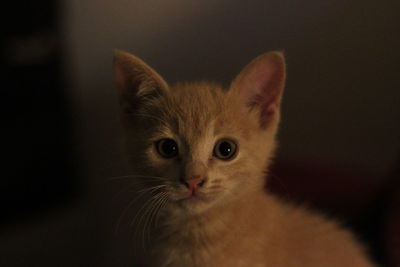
[63,0,399,180]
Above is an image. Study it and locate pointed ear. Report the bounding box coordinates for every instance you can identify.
[230,51,286,129]
[113,50,169,113]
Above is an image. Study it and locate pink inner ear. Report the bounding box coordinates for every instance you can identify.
[243,63,284,128]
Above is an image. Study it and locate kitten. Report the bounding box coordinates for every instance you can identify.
[112,50,375,267]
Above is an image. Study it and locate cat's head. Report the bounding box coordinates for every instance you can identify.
[113,50,285,215]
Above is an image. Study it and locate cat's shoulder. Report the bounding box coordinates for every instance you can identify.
[259,193,376,266]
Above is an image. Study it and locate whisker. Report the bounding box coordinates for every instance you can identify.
[110,178,166,202]
[131,192,166,249]
[115,195,139,234]
[130,189,165,229]
[136,185,167,194]
[151,193,168,226]
[108,174,166,181]
[154,194,169,228]
[111,179,157,202]
[114,185,166,234]
[143,192,168,246]
[140,197,159,248]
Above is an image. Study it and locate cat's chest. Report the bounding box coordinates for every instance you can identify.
[152,229,266,267]
[156,246,266,267]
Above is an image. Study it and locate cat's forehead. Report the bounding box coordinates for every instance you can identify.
[168,82,225,138]
[143,82,252,145]
[169,82,225,115]
[149,82,229,140]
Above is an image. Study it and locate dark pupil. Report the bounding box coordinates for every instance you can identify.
[161,139,177,156]
[219,141,232,157]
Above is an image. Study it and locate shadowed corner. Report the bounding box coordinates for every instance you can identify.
[0,1,83,228]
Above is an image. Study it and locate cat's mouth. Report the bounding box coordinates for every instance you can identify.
[178,192,212,204]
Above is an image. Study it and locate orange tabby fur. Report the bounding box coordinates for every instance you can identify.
[113,50,375,266]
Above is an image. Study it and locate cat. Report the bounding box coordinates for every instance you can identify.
[112,50,375,267]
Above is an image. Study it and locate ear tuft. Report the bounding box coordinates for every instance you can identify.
[113,50,169,113]
[230,51,286,129]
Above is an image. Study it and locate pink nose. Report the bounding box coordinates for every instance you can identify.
[183,176,206,192]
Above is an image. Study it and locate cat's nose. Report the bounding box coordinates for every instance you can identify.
[182,176,206,192]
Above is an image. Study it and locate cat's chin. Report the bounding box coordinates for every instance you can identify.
[182,194,211,203]
[174,193,217,212]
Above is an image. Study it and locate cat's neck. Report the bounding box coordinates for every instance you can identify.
[160,186,270,247]
[149,186,276,266]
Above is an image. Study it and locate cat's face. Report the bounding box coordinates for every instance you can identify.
[113,51,285,215]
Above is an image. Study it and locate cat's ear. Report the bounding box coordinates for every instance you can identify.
[230,51,286,129]
[113,50,169,113]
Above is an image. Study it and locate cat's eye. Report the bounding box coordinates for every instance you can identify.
[213,139,237,160]
[156,138,179,158]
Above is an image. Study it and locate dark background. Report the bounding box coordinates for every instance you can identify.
[1,0,399,266]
